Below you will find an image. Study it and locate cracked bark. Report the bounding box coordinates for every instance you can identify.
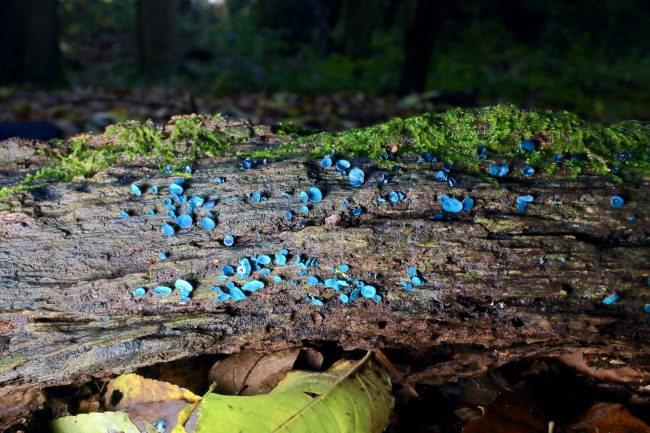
[0,117,648,427]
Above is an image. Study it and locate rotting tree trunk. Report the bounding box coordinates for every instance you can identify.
[0,114,649,427]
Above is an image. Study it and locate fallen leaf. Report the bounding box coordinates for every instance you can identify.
[567,402,650,433]
[558,352,643,383]
[208,348,301,396]
[51,411,140,433]
[104,373,200,410]
[178,352,394,433]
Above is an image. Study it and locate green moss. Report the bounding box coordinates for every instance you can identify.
[246,104,650,176]
[1,106,648,199]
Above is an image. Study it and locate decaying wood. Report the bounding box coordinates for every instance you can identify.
[0,117,648,426]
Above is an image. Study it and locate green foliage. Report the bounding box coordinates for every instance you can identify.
[176,353,393,433]
[51,412,140,433]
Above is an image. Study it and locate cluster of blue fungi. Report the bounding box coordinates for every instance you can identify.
[121,140,645,312]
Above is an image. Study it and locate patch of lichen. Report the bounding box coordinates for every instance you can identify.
[246,104,650,177]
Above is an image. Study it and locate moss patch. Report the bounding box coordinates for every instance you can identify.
[2,105,648,199]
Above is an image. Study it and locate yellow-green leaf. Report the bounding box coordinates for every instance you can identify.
[51,411,140,433]
[104,373,201,410]
[191,352,393,433]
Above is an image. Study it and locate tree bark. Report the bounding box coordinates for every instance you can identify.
[0,116,649,427]
[0,0,63,86]
[136,0,180,74]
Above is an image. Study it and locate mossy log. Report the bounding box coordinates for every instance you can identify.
[0,107,649,426]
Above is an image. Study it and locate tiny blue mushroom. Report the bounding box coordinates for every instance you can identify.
[252,192,261,202]
[342,199,350,206]
[216,293,231,302]
[520,140,536,152]
[153,286,172,295]
[169,183,183,196]
[275,253,287,266]
[435,170,448,182]
[361,285,376,298]
[301,205,309,214]
[257,255,272,265]
[214,177,223,184]
[223,235,234,246]
[299,191,309,202]
[308,187,323,203]
[518,195,534,203]
[162,198,172,206]
[339,294,349,303]
[338,264,350,272]
[644,304,650,313]
[522,166,535,176]
[321,156,332,168]
[349,167,365,187]
[306,276,320,286]
[134,287,146,297]
[175,279,193,294]
[177,214,193,228]
[610,196,625,208]
[154,418,167,433]
[242,280,265,292]
[411,276,423,286]
[553,154,563,163]
[407,267,418,276]
[158,252,167,260]
[241,159,252,170]
[401,282,413,291]
[189,196,204,207]
[462,197,474,211]
[201,217,216,230]
[352,207,363,216]
[237,258,252,279]
[261,268,271,276]
[162,222,175,237]
[286,211,293,221]
[119,210,129,218]
[310,297,324,307]
[602,293,620,305]
[336,159,350,170]
[150,185,158,194]
[146,209,155,217]
[273,275,283,283]
[131,184,142,196]
[442,197,463,213]
[388,192,399,203]
[223,265,234,276]
[230,287,247,301]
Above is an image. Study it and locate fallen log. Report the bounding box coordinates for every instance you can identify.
[0,106,648,427]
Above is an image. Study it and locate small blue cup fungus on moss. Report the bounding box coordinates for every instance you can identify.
[440,195,463,213]
[169,183,183,196]
[321,156,333,169]
[520,140,536,152]
[522,166,535,176]
[130,184,142,197]
[488,165,510,177]
[201,217,216,230]
[307,187,323,203]
[118,210,129,218]
[349,168,365,187]
[153,286,172,295]
[223,234,234,246]
[177,214,193,229]
[242,280,265,292]
[133,287,146,297]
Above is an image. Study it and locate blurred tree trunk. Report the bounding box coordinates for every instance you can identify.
[0,0,63,86]
[398,0,459,94]
[136,0,180,74]
[340,0,388,59]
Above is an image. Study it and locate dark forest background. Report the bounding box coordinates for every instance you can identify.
[0,0,648,138]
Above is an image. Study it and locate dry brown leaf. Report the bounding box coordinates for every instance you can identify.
[567,402,650,433]
[208,348,301,395]
[558,352,643,383]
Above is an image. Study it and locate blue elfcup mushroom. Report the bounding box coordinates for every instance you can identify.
[230,287,247,301]
[154,418,167,433]
[252,192,261,202]
[321,156,333,168]
[298,191,309,202]
[342,199,350,206]
[164,165,172,174]
[256,255,272,265]
[162,198,172,206]
[522,166,535,176]
[388,192,399,203]
[216,293,231,302]
[131,184,142,197]
[602,293,620,305]
[407,267,418,277]
[223,265,234,276]
[158,252,167,260]
[201,217,216,230]
[223,235,234,246]
[169,183,183,196]
[553,154,563,163]
[308,187,323,203]
[134,287,146,297]
[273,275,283,283]
[489,165,510,177]
[275,253,287,266]
[339,294,349,303]
[237,258,252,279]
[175,279,193,296]
[361,285,376,298]
[162,223,175,237]
[119,210,129,218]
[435,170,448,182]
[300,205,309,214]
[261,268,271,276]
[644,304,650,313]
[349,168,365,187]
[177,214,193,228]
[306,276,320,286]
[441,197,463,213]
[462,197,474,211]
[241,159,252,170]
[520,140,536,152]
[401,282,413,291]
[189,196,204,208]
[242,280,265,292]
[517,195,534,212]
[310,297,324,307]
[286,211,293,221]
[610,196,625,208]
[214,177,223,185]
[153,286,172,295]
[185,165,192,174]
[336,159,350,171]
[351,207,363,216]
[338,264,350,272]
[150,185,158,194]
